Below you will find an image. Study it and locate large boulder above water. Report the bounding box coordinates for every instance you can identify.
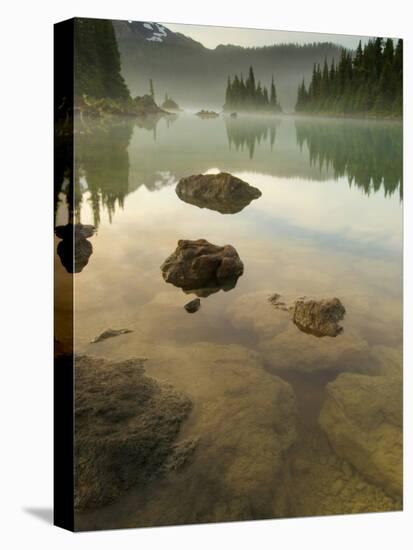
[176,172,262,214]
[292,297,346,337]
[319,373,402,499]
[75,355,196,509]
[160,239,244,297]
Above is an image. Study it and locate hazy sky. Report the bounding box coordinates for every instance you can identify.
[166,22,372,50]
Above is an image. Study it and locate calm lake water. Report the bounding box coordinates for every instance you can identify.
[56,113,402,529]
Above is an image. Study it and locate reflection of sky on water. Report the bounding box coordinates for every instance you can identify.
[76,169,401,263]
[60,113,402,351]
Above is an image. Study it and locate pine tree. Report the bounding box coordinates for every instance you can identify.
[295,37,402,116]
[247,66,256,99]
[74,18,130,100]
[149,79,155,100]
[223,68,282,112]
[270,76,279,110]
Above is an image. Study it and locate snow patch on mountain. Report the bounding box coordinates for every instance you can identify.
[143,22,168,42]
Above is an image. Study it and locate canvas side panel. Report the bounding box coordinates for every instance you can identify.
[54,18,75,532]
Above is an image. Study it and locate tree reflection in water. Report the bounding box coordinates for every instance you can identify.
[295,119,403,199]
[225,116,281,159]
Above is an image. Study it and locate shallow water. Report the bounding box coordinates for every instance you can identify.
[55,113,402,529]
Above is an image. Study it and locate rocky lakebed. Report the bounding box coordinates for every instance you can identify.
[69,171,402,529]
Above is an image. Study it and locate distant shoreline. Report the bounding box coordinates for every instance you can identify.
[219,110,402,123]
[289,111,402,123]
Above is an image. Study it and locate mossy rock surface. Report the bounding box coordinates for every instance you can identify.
[75,355,195,509]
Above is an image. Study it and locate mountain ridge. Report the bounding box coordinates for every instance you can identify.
[113,21,344,110]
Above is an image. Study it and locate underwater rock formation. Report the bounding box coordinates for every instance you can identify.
[74,342,298,529]
[90,328,133,343]
[176,172,262,214]
[161,239,244,297]
[227,291,369,373]
[267,293,291,312]
[266,293,346,337]
[75,356,196,509]
[292,297,346,337]
[319,372,402,498]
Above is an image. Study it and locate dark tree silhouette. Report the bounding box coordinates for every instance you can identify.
[224,66,282,112]
[295,38,402,116]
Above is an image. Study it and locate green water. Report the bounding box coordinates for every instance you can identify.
[55,113,403,529]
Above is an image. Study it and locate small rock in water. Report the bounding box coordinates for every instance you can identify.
[268,293,289,311]
[91,328,133,344]
[184,298,201,314]
[293,297,346,337]
[268,293,281,304]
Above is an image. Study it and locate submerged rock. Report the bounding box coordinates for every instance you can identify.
[319,373,402,499]
[268,293,290,312]
[90,328,133,344]
[55,223,95,273]
[161,239,244,297]
[74,341,298,529]
[176,172,262,214]
[293,297,346,337]
[75,355,196,509]
[267,293,346,336]
[227,291,369,373]
[184,298,201,314]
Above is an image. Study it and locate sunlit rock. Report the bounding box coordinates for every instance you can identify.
[319,373,402,499]
[161,239,244,297]
[292,297,346,337]
[176,172,262,214]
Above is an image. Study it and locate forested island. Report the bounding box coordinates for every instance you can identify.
[295,38,402,117]
[224,67,282,112]
[161,93,181,111]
